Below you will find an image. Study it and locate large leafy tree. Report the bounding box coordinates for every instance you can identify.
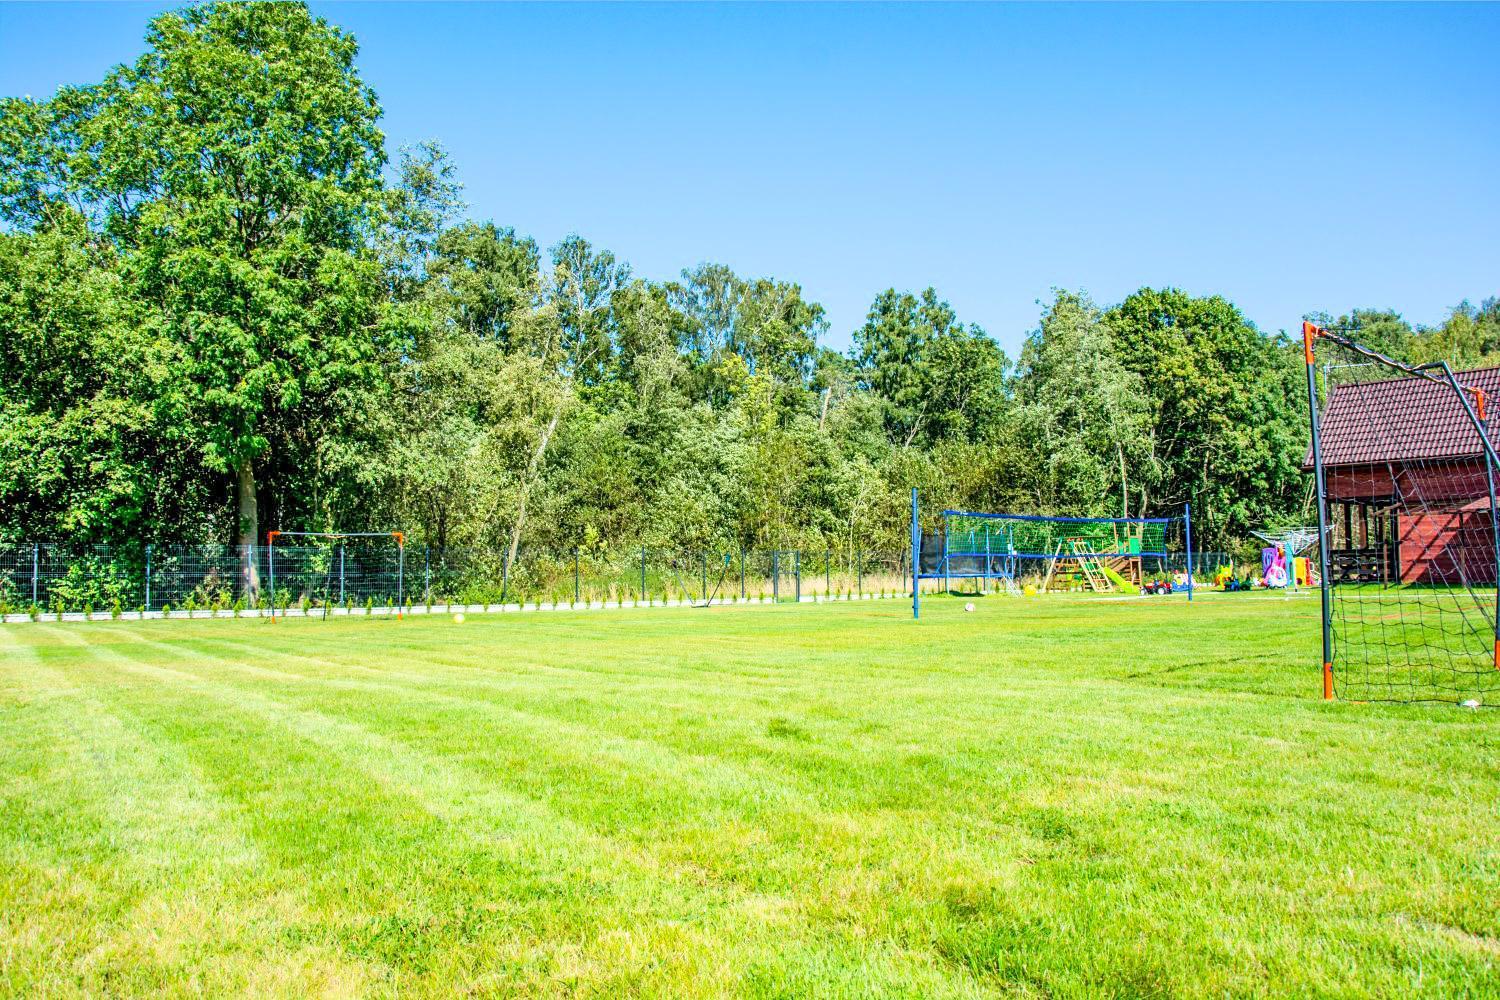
[853,287,1010,448]
[1107,288,1304,544]
[2,2,398,595]
[1016,291,1153,515]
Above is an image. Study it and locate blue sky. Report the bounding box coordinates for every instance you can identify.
[2,2,1496,354]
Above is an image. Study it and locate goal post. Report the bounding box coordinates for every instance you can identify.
[1302,321,1500,705]
[265,531,406,620]
[910,489,1193,618]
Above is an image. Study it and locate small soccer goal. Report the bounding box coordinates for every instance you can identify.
[1302,322,1500,706]
[265,531,406,619]
[908,489,1193,617]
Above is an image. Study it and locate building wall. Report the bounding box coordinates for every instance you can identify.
[1327,460,1491,505]
[1398,509,1497,585]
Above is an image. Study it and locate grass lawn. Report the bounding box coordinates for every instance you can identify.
[1,593,1496,998]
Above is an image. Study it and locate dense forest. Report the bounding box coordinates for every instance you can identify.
[2,2,1497,572]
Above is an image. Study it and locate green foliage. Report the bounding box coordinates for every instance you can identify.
[0,0,1491,568]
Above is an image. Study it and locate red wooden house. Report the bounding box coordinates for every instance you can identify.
[1306,366,1500,585]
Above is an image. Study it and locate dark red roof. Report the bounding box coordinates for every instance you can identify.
[1305,366,1500,469]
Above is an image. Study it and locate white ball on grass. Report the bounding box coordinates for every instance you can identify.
[964,602,975,613]
[453,613,465,624]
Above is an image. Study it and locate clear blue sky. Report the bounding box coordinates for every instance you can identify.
[2,2,1496,354]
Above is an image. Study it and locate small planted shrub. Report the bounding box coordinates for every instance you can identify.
[161,603,173,618]
[365,596,374,616]
[110,599,122,620]
[27,604,40,622]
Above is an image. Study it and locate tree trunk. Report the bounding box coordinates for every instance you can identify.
[236,461,261,602]
[237,461,264,602]
[1117,443,1128,518]
[505,402,563,576]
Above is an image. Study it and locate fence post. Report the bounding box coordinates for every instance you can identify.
[795,551,802,603]
[339,543,346,605]
[145,544,152,611]
[740,547,746,600]
[640,547,646,604]
[772,551,779,602]
[423,545,430,603]
[32,543,39,607]
[574,547,580,605]
[826,547,832,598]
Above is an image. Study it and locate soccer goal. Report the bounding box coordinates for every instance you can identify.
[265,531,406,619]
[909,489,1193,618]
[1302,322,1500,705]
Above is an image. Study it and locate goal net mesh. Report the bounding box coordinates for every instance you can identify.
[1307,327,1500,705]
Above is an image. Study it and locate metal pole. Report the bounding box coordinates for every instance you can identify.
[339,544,346,605]
[984,528,991,596]
[740,547,746,599]
[772,551,779,602]
[1437,362,1500,669]
[911,488,920,619]
[422,545,429,604]
[145,544,152,611]
[1303,323,1335,699]
[32,543,38,607]
[397,540,404,618]
[795,551,801,602]
[268,536,276,622]
[826,547,831,598]
[1184,503,1194,602]
[574,548,580,605]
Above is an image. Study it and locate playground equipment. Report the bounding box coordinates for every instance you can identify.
[909,489,1193,618]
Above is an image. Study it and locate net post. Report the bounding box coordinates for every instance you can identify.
[393,532,405,618]
[145,543,152,612]
[1303,322,1335,699]
[1436,362,1500,670]
[266,531,279,622]
[32,543,38,607]
[1184,503,1193,602]
[911,488,921,619]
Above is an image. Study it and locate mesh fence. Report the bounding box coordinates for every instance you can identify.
[0,543,913,615]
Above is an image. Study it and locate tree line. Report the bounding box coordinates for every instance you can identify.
[2,3,1496,594]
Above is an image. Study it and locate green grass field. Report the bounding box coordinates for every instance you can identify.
[2,594,1496,998]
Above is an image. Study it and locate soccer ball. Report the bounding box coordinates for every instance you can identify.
[453,613,465,624]
[964,602,975,613]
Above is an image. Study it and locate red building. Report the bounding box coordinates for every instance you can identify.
[1306,366,1500,585]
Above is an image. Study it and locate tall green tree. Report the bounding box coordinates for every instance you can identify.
[1016,291,1153,515]
[3,2,400,595]
[853,287,1010,448]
